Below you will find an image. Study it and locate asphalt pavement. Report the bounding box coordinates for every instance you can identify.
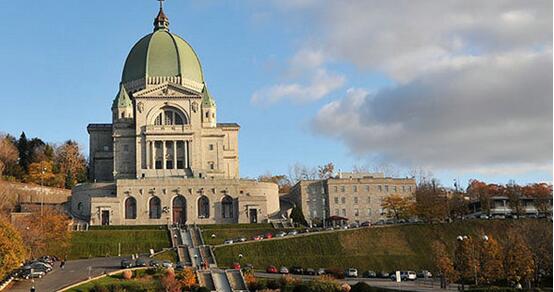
[9,257,123,292]
[254,272,459,292]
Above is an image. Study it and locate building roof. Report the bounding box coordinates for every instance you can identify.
[112,84,132,109]
[121,8,204,86]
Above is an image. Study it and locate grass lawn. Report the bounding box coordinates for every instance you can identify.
[214,219,552,273]
[69,229,171,259]
[200,223,303,245]
[152,249,179,262]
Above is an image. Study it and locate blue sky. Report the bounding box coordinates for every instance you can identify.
[0,1,551,187]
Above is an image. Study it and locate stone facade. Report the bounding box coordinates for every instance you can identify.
[70,6,279,225]
[288,172,416,225]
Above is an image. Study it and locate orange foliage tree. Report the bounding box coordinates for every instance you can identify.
[161,268,182,292]
[15,208,71,258]
[381,194,414,221]
[431,240,458,286]
[479,235,504,284]
[0,217,28,279]
[178,268,197,289]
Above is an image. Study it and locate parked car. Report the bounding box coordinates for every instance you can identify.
[224,239,234,244]
[407,271,417,280]
[20,269,45,279]
[264,233,273,239]
[176,262,186,271]
[279,266,289,274]
[266,265,278,273]
[275,231,287,237]
[345,268,358,278]
[135,258,148,267]
[360,221,371,227]
[287,230,298,236]
[349,222,359,228]
[417,270,432,278]
[242,263,254,273]
[377,271,390,278]
[252,235,263,241]
[231,262,241,270]
[290,266,304,275]
[29,262,52,273]
[305,268,316,275]
[316,268,326,275]
[162,260,173,268]
[37,256,55,265]
[325,227,334,231]
[363,271,377,278]
[479,214,489,219]
[149,259,162,268]
[237,237,247,242]
[390,271,417,281]
[121,259,134,268]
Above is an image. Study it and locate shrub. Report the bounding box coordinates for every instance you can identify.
[121,269,133,280]
[267,279,281,290]
[350,282,373,292]
[91,284,109,292]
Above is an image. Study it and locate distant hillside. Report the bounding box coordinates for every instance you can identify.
[214,219,552,272]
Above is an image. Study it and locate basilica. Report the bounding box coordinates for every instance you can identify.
[70,5,279,225]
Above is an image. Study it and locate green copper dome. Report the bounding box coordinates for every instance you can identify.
[121,8,204,86]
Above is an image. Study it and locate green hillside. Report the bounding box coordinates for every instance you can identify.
[214,219,552,272]
[69,229,171,259]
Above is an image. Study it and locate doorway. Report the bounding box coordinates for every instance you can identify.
[249,209,258,223]
[101,210,110,225]
[172,196,187,225]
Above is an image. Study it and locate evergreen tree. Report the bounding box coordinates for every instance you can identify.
[17,132,29,171]
[290,206,308,226]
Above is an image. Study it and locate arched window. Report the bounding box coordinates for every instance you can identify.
[125,197,137,219]
[153,107,187,125]
[149,196,161,219]
[198,196,210,218]
[222,196,233,219]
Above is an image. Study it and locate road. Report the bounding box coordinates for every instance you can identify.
[254,272,459,292]
[9,257,123,292]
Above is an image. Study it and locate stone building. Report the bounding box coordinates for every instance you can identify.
[287,172,416,225]
[70,5,279,225]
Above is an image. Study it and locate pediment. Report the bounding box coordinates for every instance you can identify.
[133,82,202,99]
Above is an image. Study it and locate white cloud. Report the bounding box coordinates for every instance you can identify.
[251,49,345,105]
[311,50,553,172]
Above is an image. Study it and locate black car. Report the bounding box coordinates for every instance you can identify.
[120,259,134,268]
[363,270,377,278]
[304,268,316,275]
[149,259,162,268]
[378,271,390,278]
[176,262,186,271]
[135,258,148,267]
[290,266,304,275]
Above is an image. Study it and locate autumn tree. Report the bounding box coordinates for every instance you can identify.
[0,217,28,279]
[524,221,553,284]
[454,236,480,286]
[504,231,534,287]
[318,162,335,179]
[161,268,182,292]
[448,192,468,220]
[0,134,18,177]
[505,181,524,217]
[479,235,504,285]
[467,180,491,215]
[177,268,197,289]
[15,208,72,258]
[380,194,414,222]
[258,174,292,193]
[431,241,458,287]
[414,179,448,222]
[55,140,87,188]
[26,160,64,188]
[523,183,553,216]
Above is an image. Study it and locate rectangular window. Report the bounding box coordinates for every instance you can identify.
[334,197,339,204]
[368,208,372,216]
[123,144,129,152]
[378,185,382,192]
[402,186,406,192]
[354,209,359,216]
[335,209,340,215]
[354,197,358,204]
[353,186,358,192]
[341,197,346,204]
[341,186,345,192]
[209,144,214,151]
[313,210,317,217]
[334,186,338,192]
[385,185,389,192]
[393,186,397,192]
[342,209,347,216]
[166,160,173,169]
[176,160,184,169]
[367,196,371,204]
[365,185,370,192]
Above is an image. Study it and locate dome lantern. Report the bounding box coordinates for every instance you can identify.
[154,0,169,31]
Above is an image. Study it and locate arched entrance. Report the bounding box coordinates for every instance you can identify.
[172,196,187,224]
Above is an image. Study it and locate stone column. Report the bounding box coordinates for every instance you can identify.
[173,140,177,169]
[162,141,166,170]
[150,141,154,169]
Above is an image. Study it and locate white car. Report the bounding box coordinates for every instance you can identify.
[346,268,358,278]
[224,239,234,244]
[407,271,417,280]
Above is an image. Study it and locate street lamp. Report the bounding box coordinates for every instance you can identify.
[456,234,489,290]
